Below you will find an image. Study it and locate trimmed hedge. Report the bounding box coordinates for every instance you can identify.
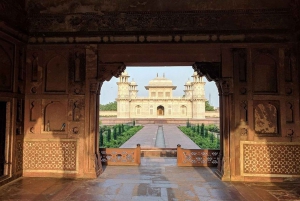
[100,124,143,148]
[179,125,220,149]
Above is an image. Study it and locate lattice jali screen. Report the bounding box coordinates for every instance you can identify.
[241,141,300,176]
[23,140,77,171]
[177,149,220,167]
[16,140,23,172]
[100,147,140,166]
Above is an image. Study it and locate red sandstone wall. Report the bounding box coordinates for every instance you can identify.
[0,32,26,185]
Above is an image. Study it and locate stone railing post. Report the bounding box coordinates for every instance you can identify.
[136,144,141,165]
[177,144,182,166]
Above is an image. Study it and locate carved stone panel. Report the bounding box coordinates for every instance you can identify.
[286,102,294,123]
[68,50,86,95]
[284,49,293,82]
[240,101,248,122]
[254,101,279,136]
[31,52,39,82]
[233,49,247,82]
[18,48,25,81]
[253,53,277,93]
[17,99,24,123]
[68,99,85,122]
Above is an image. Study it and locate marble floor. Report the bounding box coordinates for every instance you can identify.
[0,158,299,201]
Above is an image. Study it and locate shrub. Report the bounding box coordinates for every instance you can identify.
[99,124,143,148]
[178,125,220,149]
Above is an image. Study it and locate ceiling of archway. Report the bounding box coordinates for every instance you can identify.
[0,0,299,44]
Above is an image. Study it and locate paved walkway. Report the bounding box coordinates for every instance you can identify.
[121,124,200,149]
[0,158,299,201]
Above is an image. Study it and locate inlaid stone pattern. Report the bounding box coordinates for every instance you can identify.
[23,141,77,171]
[243,143,300,175]
[16,140,23,172]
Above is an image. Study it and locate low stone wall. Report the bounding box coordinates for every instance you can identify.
[205,111,220,118]
[99,111,117,117]
[100,117,219,126]
[99,110,220,118]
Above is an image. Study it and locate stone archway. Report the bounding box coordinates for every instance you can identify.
[97,45,226,179]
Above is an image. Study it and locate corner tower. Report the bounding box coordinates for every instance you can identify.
[191,72,206,119]
[184,78,192,99]
[116,71,130,118]
[129,79,138,99]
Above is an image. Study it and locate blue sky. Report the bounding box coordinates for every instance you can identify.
[100,66,219,107]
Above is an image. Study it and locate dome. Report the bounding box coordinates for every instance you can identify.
[193,71,198,76]
[145,75,177,89]
[148,77,173,86]
[185,78,191,85]
[185,81,191,85]
[130,79,137,86]
[121,71,129,76]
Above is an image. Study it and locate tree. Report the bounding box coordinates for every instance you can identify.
[207,124,220,133]
[99,129,103,147]
[205,101,215,111]
[205,129,209,138]
[186,119,190,128]
[113,127,117,140]
[210,134,214,143]
[107,129,111,142]
[118,124,121,136]
[100,101,117,111]
[200,123,205,136]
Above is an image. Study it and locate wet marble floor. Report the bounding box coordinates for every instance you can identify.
[0,158,299,201]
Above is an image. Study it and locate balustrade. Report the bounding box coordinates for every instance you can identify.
[177,144,220,167]
[99,144,141,166]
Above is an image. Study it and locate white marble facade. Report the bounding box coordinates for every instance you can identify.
[117,71,206,119]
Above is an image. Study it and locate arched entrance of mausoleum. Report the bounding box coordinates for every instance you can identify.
[157,105,165,116]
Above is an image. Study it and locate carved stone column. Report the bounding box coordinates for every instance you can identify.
[216,78,233,181]
[193,62,234,180]
[86,82,102,177]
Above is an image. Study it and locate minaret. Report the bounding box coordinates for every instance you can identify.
[129,79,138,99]
[116,71,130,118]
[191,71,206,119]
[184,78,192,98]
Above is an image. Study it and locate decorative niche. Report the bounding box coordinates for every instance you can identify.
[253,54,277,93]
[44,101,67,132]
[45,55,68,92]
[254,101,280,137]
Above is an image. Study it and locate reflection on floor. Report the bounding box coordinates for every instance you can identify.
[0,158,299,201]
